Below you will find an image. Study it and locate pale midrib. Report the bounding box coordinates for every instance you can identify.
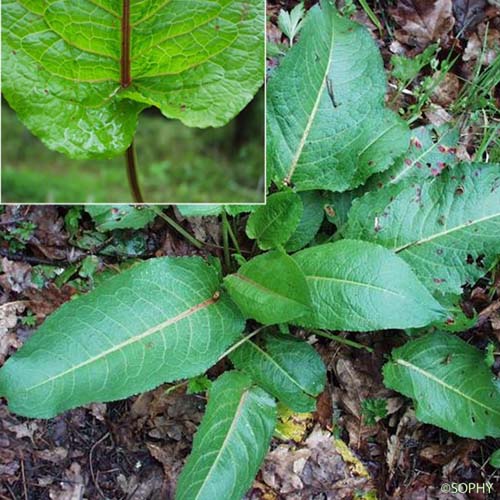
[194,390,249,500]
[284,25,335,184]
[395,212,500,253]
[249,341,313,396]
[306,275,400,296]
[232,274,305,306]
[26,296,217,391]
[395,358,500,416]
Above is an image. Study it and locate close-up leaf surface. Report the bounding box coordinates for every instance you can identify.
[293,240,446,331]
[383,332,500,439]
[267,0,409,191]
[345,163,500,295]
[0,257,244,418]
[230,333,326,412]
[224,250,312,325]
[175,371,276,500]
[2,0,264,158]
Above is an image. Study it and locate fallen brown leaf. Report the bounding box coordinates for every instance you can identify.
[391,0,455,49]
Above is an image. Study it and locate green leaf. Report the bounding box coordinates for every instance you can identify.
[230,333,326,412]
[86,205,156,231]
[177,205,224,217]
[267,1,409,191]
[490,449,500,468]
[176,371,276,500]
[293,240,445,331]
[2,0,264,158]
[285,191,325,252]
[383,332,500,438]
[224,251,312,325]
[391,44,438,83]
[345,163,500,295]
[246,191,303,250]
[0,257,244,418]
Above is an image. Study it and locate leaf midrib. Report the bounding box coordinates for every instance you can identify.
[305,275,400,296]
[395,212,500,253]
[193,389,250,500]
[25,295,218,392]
[395,358,500,416]
[231,273,308,309]
[284,14,335,184]
[248,341,315,397]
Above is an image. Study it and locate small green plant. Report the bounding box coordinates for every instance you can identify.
[277,1,305,47]
[1,3,499,499]
[0,220,37,252]
[361,398,388,426]
[2,0,264,201]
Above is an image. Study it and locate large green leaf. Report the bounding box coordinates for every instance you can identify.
[86,205,157,231]
[293,240,445,331]
[383,332,500,438]
[230,333,326,412]
[345,163,500,295]
[224,251,312,325]
[267,0,409,192]
[0,257,244,418]
[176,371,276,500]
[2,0,264,158]
[246,191,303,250]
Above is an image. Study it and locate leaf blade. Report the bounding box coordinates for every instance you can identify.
[0,257,244,418]
[224,251,312,325]
[293,240,445,331]
[383,333,500,438]
[230,333,326,412]
[267,1,409,191]
[175,371,277,500]
[246,191,303,250]
[2,0,264,157]
[345,163,500,294]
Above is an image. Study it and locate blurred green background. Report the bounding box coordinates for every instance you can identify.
[1,91,265,203]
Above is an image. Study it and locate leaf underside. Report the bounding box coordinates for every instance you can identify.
[0,257,244,418]
[175,371,276,500]
[267,0,409,192]
[2,0,264,158]
[345,163,500,295]
[384,332,500,438]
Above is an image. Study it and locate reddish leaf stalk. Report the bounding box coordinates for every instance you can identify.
[125,141,144,203]
[121,0,131,88]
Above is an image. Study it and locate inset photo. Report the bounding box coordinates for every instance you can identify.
[1,0,265,204]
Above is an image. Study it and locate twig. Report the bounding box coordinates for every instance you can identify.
[89,432,111,499]
[221,211,231,270]
[311,329,374,353]
[20,453,28,500]
[217,326,266,361]
[150,207,204,250]
[479,300,500,320]
[125,141,144,203]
